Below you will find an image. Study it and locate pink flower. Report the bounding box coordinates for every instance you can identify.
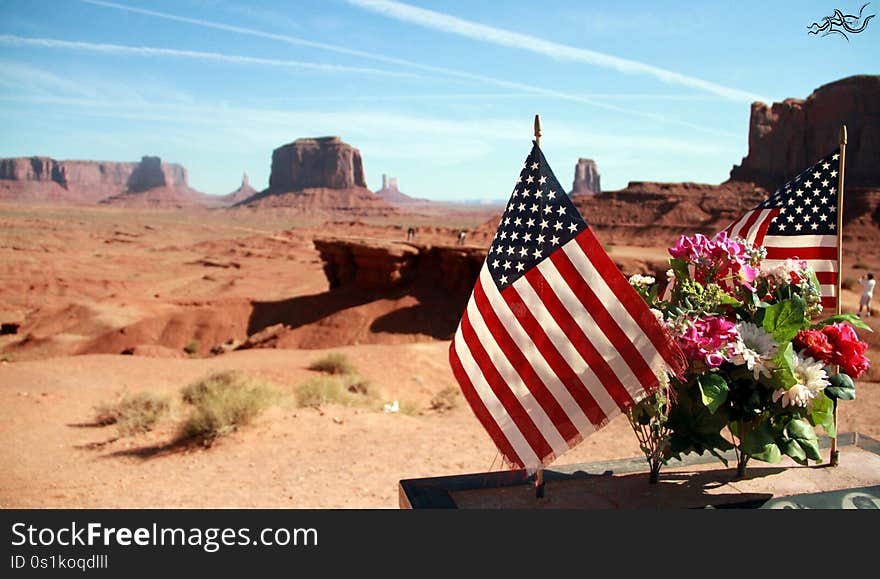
[668,232,759,292]
[677,316,739,367]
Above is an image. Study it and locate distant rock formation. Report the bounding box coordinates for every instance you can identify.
[571,158,601,196]
[314,236,484,298]
[268,136,366,192]
[127,155,186,192]
[729,75,880,190]
[240,136,396,216]
[374,174,423,204]
[220,172,258,205]
[0,155,190,204]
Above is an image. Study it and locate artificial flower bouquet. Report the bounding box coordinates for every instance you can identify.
[626,232,870,481]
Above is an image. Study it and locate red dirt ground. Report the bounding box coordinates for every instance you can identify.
[1,202,878,508]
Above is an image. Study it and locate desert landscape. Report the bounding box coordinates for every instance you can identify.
[2,75,880,509]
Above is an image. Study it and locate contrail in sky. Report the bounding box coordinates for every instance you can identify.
[0,34,423,79]
[346,0,767,103]
[79,0,740,137]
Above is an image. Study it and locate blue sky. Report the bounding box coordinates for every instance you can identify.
[0,0,877,200]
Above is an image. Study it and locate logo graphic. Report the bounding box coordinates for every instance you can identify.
[808,2,875,40]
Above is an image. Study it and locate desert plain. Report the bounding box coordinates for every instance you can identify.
[1,201,879,509]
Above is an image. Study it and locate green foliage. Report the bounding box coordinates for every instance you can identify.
[667,386,734,466]
[813,314,872,332]
[308,353,356,375]
[761,297,806,343]
[778,417,822,465]
[825,373,856,401]
[178,370,278,442]
[697,374,728,414]
[94,391,170,437]
[767,342,797,391]
[740,420,782,463]
[808,391,836,438]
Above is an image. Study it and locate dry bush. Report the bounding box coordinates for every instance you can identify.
[307,352,355,375]
[842,277,857,291]
[184,339,200,356]
[429,387,462,412]
[178,370,279,443]
[93,391,171,436]
[295,375,379,409]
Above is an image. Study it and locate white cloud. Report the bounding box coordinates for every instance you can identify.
[79,0,738,137]
[0,34,423,80]
[346,0,767,103]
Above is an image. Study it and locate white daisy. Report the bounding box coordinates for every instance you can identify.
[628,274,656,287]
[772,354,830,408]
[731,322,778,379]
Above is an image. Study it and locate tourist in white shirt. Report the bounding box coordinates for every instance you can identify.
[858,273,875,317]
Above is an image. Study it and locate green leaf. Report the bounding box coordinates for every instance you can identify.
[787,418,822,462]
[669,258,690,282]
[779,438,807,464]
[826,373,856,401]
[698,374,729,414]
[762,297,806,343]
[741,420,782,463]
[667,386,733,466]
[814,314,872,332]
[809,392,836,438]
[716,290,742,307]
[767,342,796,390]
[806,268,822,295]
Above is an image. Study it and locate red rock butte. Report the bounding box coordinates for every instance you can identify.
[729,75,880,190]
[239,136,396,217]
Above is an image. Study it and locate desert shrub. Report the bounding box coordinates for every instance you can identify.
[93,391,171,436]
[430,387,461,412]
[307,352,355,375]
[396,400,421,416]
[842,277,857,291]
[184,339,200,356]
[178,370,278,442]
[853,262,870,270]
[295,375,378,408]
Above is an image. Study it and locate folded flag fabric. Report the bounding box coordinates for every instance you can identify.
[448,141,686,470]
[723,149,841,310]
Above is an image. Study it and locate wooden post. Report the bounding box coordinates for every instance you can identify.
[830,125,847,467]
[534,113,546,498]
[534,114,542,148]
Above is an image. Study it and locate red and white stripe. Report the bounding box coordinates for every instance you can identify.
[724,208,778,245]
[449,227,685,470]
[762,235,838,309]
[724,209,838,310]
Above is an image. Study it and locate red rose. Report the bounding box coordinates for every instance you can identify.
[822,323,871,379]
[794,329,834,364]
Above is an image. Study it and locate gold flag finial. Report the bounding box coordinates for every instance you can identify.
[840,125,848,146]
[534,114,542,147]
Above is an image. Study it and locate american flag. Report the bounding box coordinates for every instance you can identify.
[723,149,841,309]
[448,142,686,471]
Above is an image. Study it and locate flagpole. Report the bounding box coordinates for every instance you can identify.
[830,124,847,467]
[533,113,546,498]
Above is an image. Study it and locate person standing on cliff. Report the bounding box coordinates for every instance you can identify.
[407,227,415,241]
[859,273,875,317]
[457,230,466,246]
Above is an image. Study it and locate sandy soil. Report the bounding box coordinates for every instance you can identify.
[1,202,878,509]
